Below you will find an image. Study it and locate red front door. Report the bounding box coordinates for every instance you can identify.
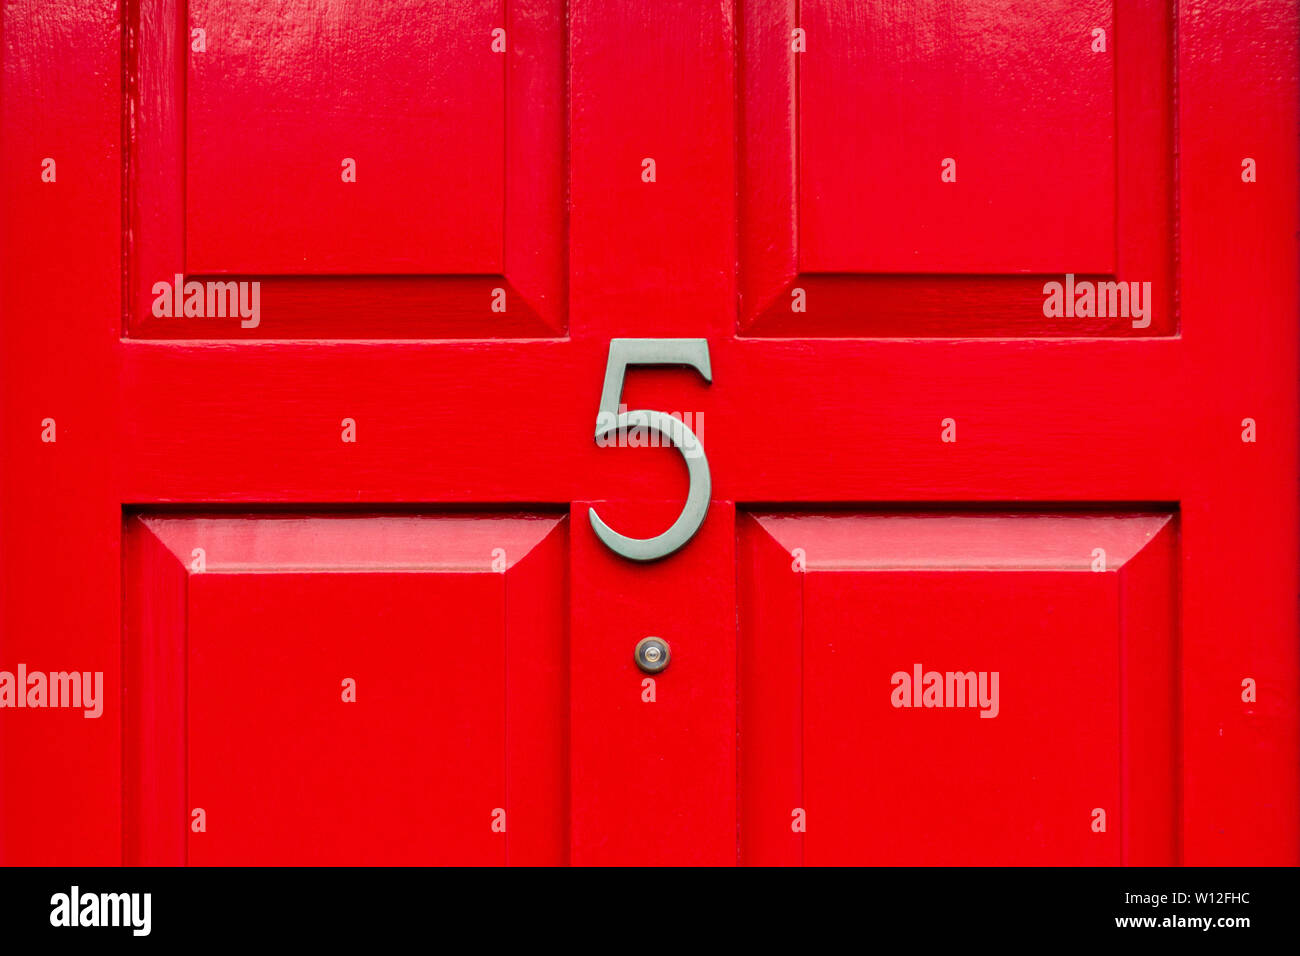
[2,0,1296,865]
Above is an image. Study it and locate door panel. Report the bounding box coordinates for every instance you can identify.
[188,571,507,865]
[800,0,1115,274]
[740,513,1177,865]
[129,0,566,339]
[742,0,1174,336]
[123,514,567,865]
[187,0,503,274]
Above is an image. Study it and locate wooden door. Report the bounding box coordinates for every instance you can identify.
[1,0,1296,865]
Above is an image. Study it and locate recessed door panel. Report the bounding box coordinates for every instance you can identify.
[186,0,503,275]
[740,512,1178,865]
[126,0,566,338]
[740,0,1174,336]
[124,514,567,865]
[799,0,1115,274]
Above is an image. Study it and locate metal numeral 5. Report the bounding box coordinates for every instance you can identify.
[589,338,712,561]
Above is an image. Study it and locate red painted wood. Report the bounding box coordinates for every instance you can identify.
[187,0,503,274]
[1119,518,1180,865]
[192,570,508,865]
[1178,0,1299,864]
[807,566,1125,865]
[569,0,736,342]
[2,0,1296,866]
[127,0,566,338]
[740,0,1174,336]
[568,500,737,865]
[1,0,123,865]
[123,514,566,865]
[505,519,570,865]
[801,0,1116,273]
[744,513,1177,865]
[738,514,804,866]
[123,518,189,866]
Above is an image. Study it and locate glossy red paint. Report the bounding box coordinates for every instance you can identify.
[800,1,1117,274]
[129,0,565,338]
[1,0,1296,865]
[741,513,1178,865]
[122,515,566,865]
[742,0,1175,336]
